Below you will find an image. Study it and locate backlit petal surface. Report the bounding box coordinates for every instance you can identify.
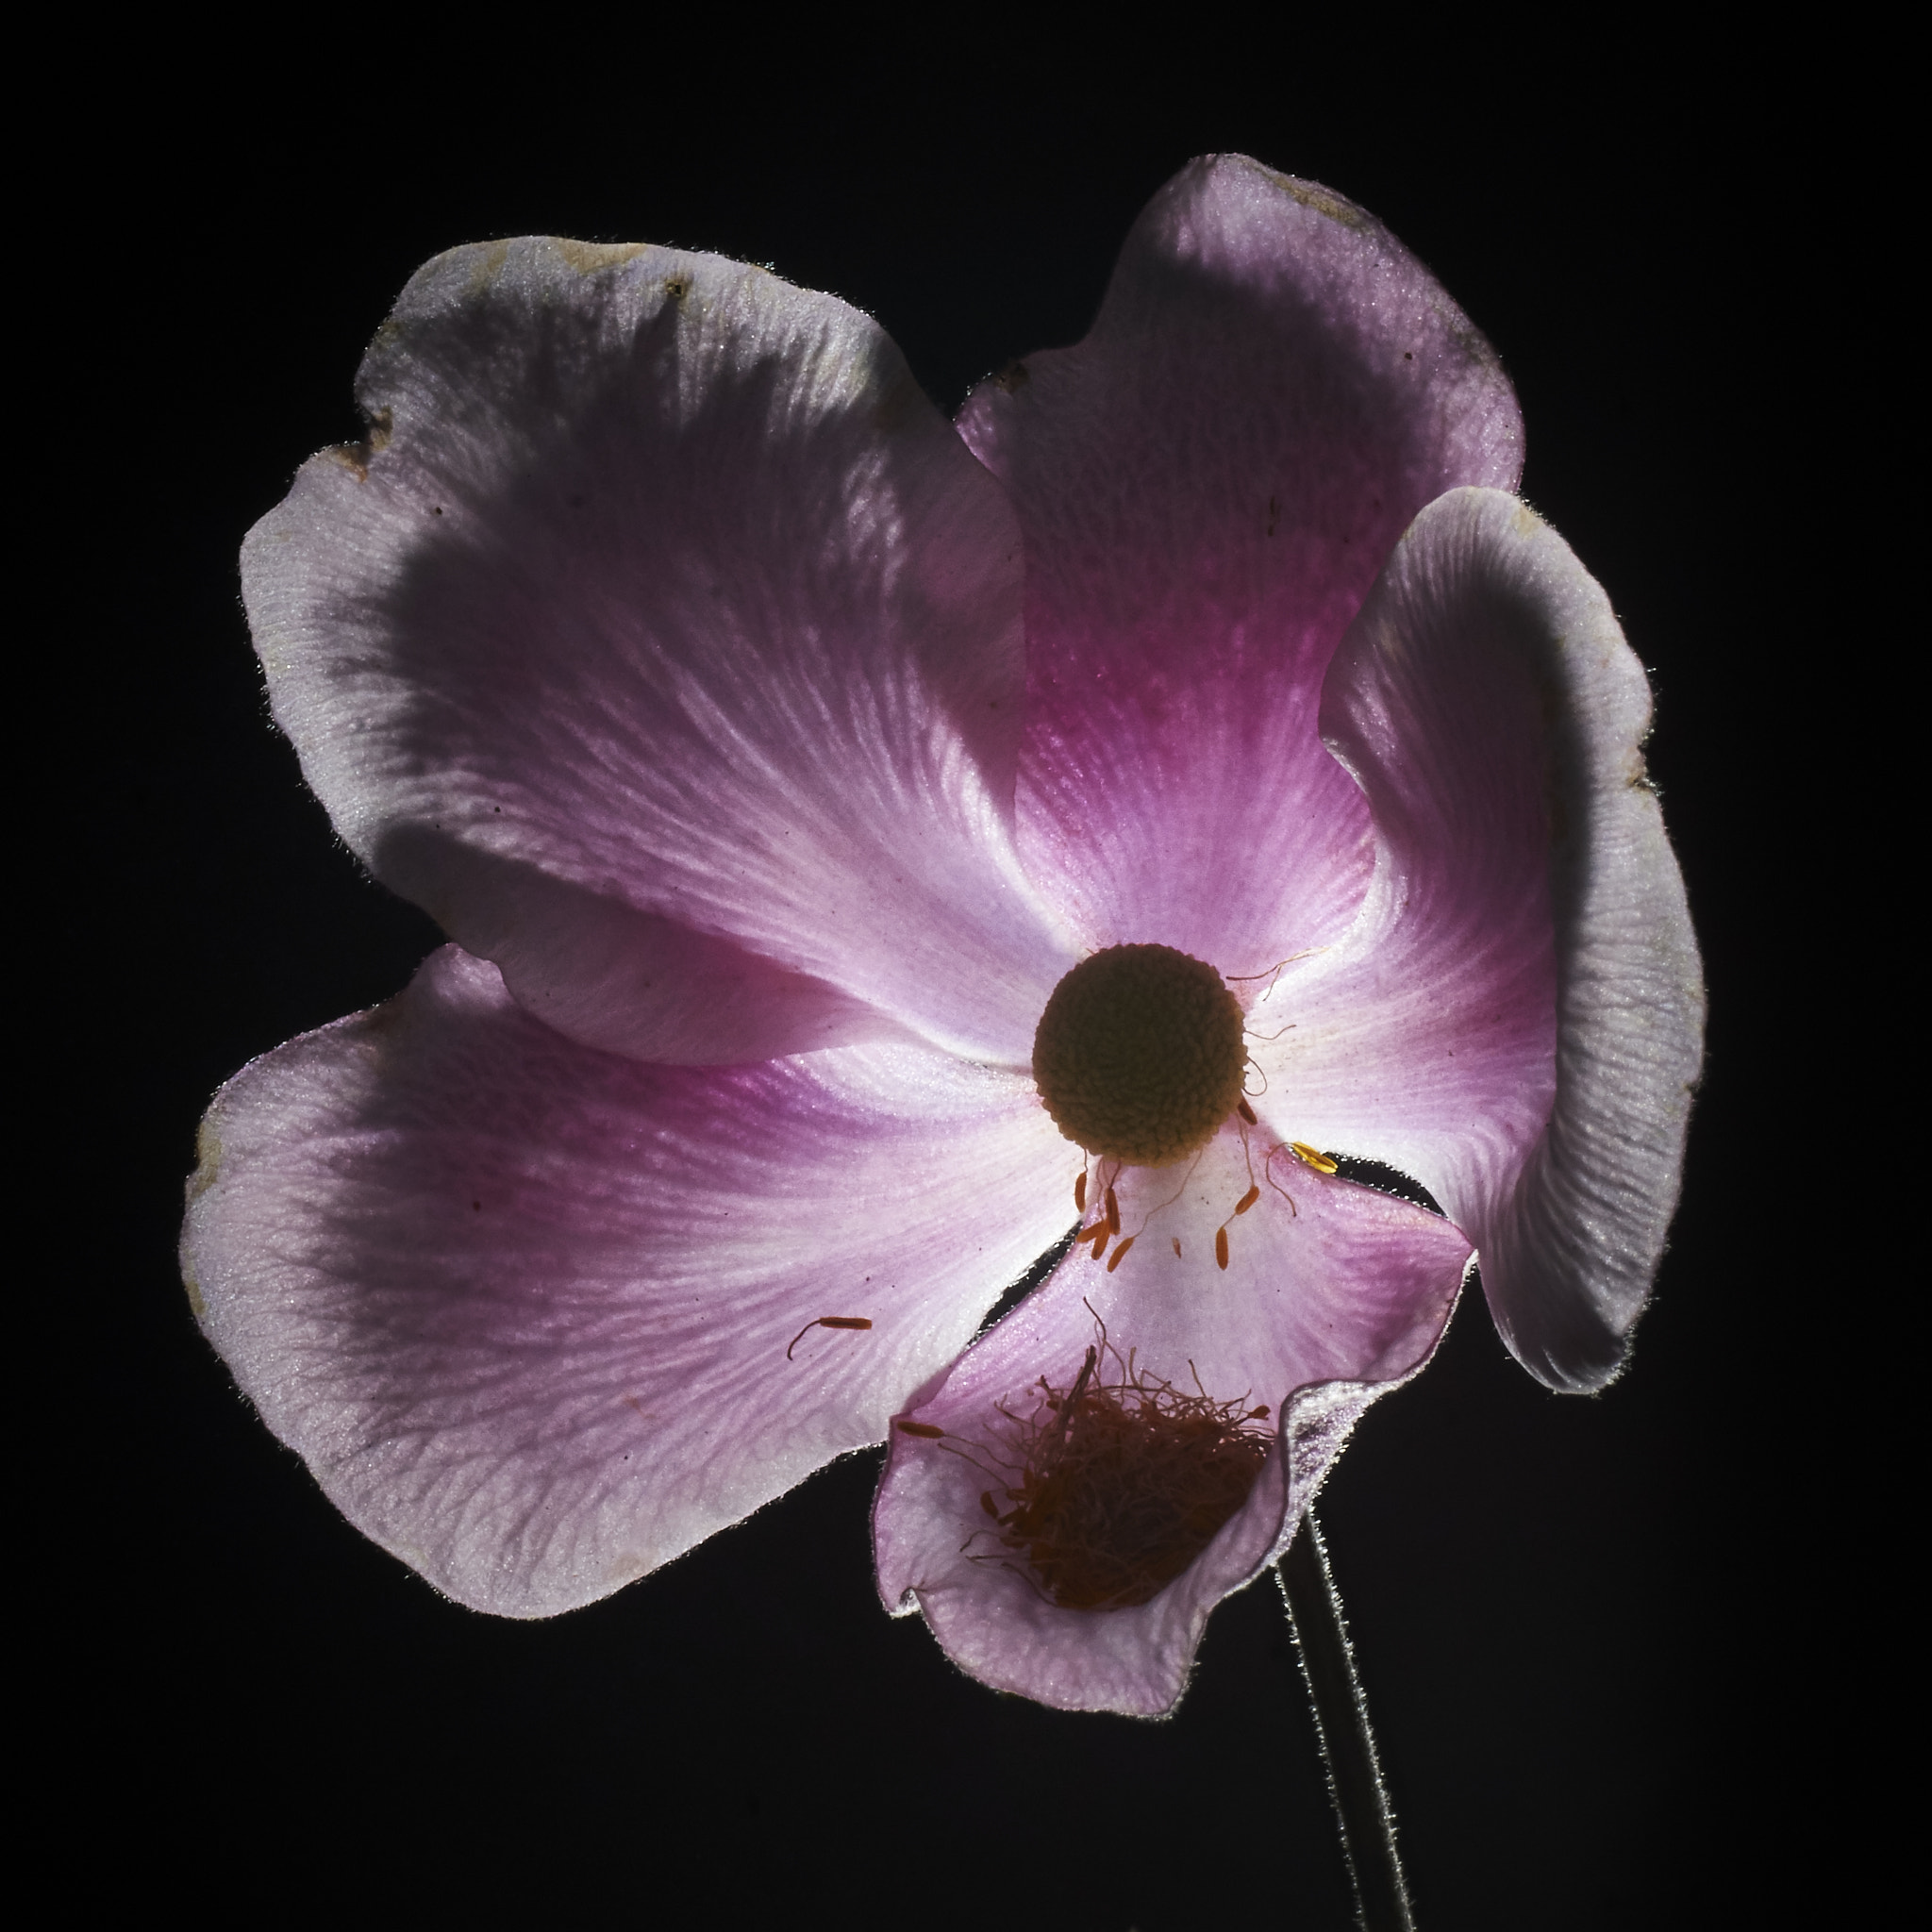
[243,241,1074,1067]
[1262,489,1702,1388]
[961,156,1524,974]
[182,948,1071,1617]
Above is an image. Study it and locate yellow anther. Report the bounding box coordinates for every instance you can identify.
[1290,1141,1339,1174]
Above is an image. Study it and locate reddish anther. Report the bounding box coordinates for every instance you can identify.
[895,1420,946,1439]
[786,1315,874,1360]
[1106,1235,1136,1274]
[1105,1186,1121,1236]
[1234,1185,1260,1215]
[1236,1098,1257,1125]
[1074,1171,1088,1213]
[1215,1226,1230,1270]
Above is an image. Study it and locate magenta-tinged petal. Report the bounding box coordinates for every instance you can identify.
[1262,488,1703,1391]
[873,1128,1471,1714]
[959,156,1524,974]
[242,241,1074,1067]
[181,948,1073,1617]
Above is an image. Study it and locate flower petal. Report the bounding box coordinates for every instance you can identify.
[1266,488,1703,1390]
[242,240,1074,1066]
[181,947,1073,1617]
[958,156,1524,974]
[873,1128,1471,1713]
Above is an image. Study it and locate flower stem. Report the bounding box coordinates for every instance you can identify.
[1277,1513,1416,1932]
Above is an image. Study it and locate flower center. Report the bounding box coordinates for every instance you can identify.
[1031,944,1246,1167]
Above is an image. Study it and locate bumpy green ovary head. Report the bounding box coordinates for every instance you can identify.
[1031,944,1247,1167]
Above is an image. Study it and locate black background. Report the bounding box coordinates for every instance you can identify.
[76,35,1802,1929]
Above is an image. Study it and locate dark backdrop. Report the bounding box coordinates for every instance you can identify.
[76,38,1792,1930]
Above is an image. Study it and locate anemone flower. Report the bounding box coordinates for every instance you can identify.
[182,155,1702,1719]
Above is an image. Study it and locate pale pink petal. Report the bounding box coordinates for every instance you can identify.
[958,156,1524,975]
[1257,489,1703,1390]
[873,1127,1471,1713]
[180,947,1073,1618]
[243,241,1075,1068]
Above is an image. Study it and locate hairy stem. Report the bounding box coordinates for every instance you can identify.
[1277,1514,1415,1932]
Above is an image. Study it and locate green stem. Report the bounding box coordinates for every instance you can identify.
[1277,1514,1416,1932]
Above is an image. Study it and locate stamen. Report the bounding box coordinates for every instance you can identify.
[1215,1226,1230,1270]
[1233,1185,1260,1215]
[895,1420,946,1439]
[786,1315,874,1359]
[1291,1141,1339,1174]
[1074,1171,1087,1214]
[977,1325,1274,1610]
[1237,1098,1257,1125]
[1105,1186,1121,1236]
[1106,1236,1136,1274]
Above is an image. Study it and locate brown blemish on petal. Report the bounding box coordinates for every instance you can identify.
[326,408,392,483]
[1273,171,1367,231]
[465,239,512,292]
[187,1122,223,1202]
[554,239,647,275]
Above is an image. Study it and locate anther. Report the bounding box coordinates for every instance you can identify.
[1237,1098,1257,1125]
[1215,1226,1230,1270]
[786,1315,874,1359]
[1234,1185,1260,1215]
[1290,1141,1339,1174]
[895,1420,946,1439]
[1074,1171,1088,1213]
[1106,1236,1136,1273]
[1105,1186,1121,1236]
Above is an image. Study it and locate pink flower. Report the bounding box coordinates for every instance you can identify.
[182,157,1702,1717]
